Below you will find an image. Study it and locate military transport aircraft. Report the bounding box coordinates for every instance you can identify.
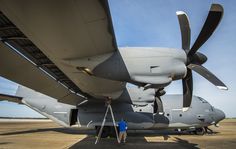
[0,0,227,138]
[0,85,225,137]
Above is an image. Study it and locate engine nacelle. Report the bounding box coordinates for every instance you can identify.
[93,47,187,88]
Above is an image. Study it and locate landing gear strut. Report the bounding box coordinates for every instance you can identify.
[204,126,214,134]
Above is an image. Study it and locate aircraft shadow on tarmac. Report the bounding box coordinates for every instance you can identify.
[68,135,199,149]
[0,142,12,145]
[0,127,219,149]
[0,127,94,136]
[0,127,219,136]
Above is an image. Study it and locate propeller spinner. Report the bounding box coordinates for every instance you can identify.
[176,4,228,109]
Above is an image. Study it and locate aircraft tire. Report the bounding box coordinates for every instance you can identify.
[194,127,205,135]
[95,126,110,138]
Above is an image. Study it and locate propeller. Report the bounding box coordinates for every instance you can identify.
[176,4,228,109]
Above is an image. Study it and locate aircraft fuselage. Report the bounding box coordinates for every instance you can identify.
[16,86,225,131]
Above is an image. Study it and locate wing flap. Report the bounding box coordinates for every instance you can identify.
[0,42,84,105]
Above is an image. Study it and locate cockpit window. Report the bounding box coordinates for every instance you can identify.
[198,97,208,103]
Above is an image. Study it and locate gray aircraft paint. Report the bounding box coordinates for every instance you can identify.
[13,85,225,130]
[15,86,76,127]
[93,47,187,89]
[93,51,130,82]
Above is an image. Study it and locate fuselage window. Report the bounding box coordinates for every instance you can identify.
[179,114,182,117]
[167,113,170,116]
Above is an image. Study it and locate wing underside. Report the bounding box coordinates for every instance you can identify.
[0,0,125,103]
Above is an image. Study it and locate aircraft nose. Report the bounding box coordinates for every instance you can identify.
[215,108,225,123]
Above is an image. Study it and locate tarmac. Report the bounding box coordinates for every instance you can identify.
[0,119,236,149]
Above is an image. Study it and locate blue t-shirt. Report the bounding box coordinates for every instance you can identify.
[118,120,127,132]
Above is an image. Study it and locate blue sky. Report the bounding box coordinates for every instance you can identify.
[0,0,236,117]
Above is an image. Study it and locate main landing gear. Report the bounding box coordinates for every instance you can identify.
[192,127,214,135]
[95,126,117,138]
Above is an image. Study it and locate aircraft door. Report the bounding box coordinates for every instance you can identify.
[70,109,78,126]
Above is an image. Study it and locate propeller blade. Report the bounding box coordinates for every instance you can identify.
[176,11,191,51]
[188,4,224,57]
[182,69,193,108]
[188,64,228,90]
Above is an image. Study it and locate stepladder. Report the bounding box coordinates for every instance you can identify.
[95,102,120,144]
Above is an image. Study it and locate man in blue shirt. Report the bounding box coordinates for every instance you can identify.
[118,119,127,143]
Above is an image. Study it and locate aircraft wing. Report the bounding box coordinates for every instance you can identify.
[0,0,126,103]
[0,43,85,105]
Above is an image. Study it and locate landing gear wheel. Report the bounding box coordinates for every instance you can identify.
[96,126,110,138]
[194,127,205,135]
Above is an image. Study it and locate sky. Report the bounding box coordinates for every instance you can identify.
[0,0,236,118]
